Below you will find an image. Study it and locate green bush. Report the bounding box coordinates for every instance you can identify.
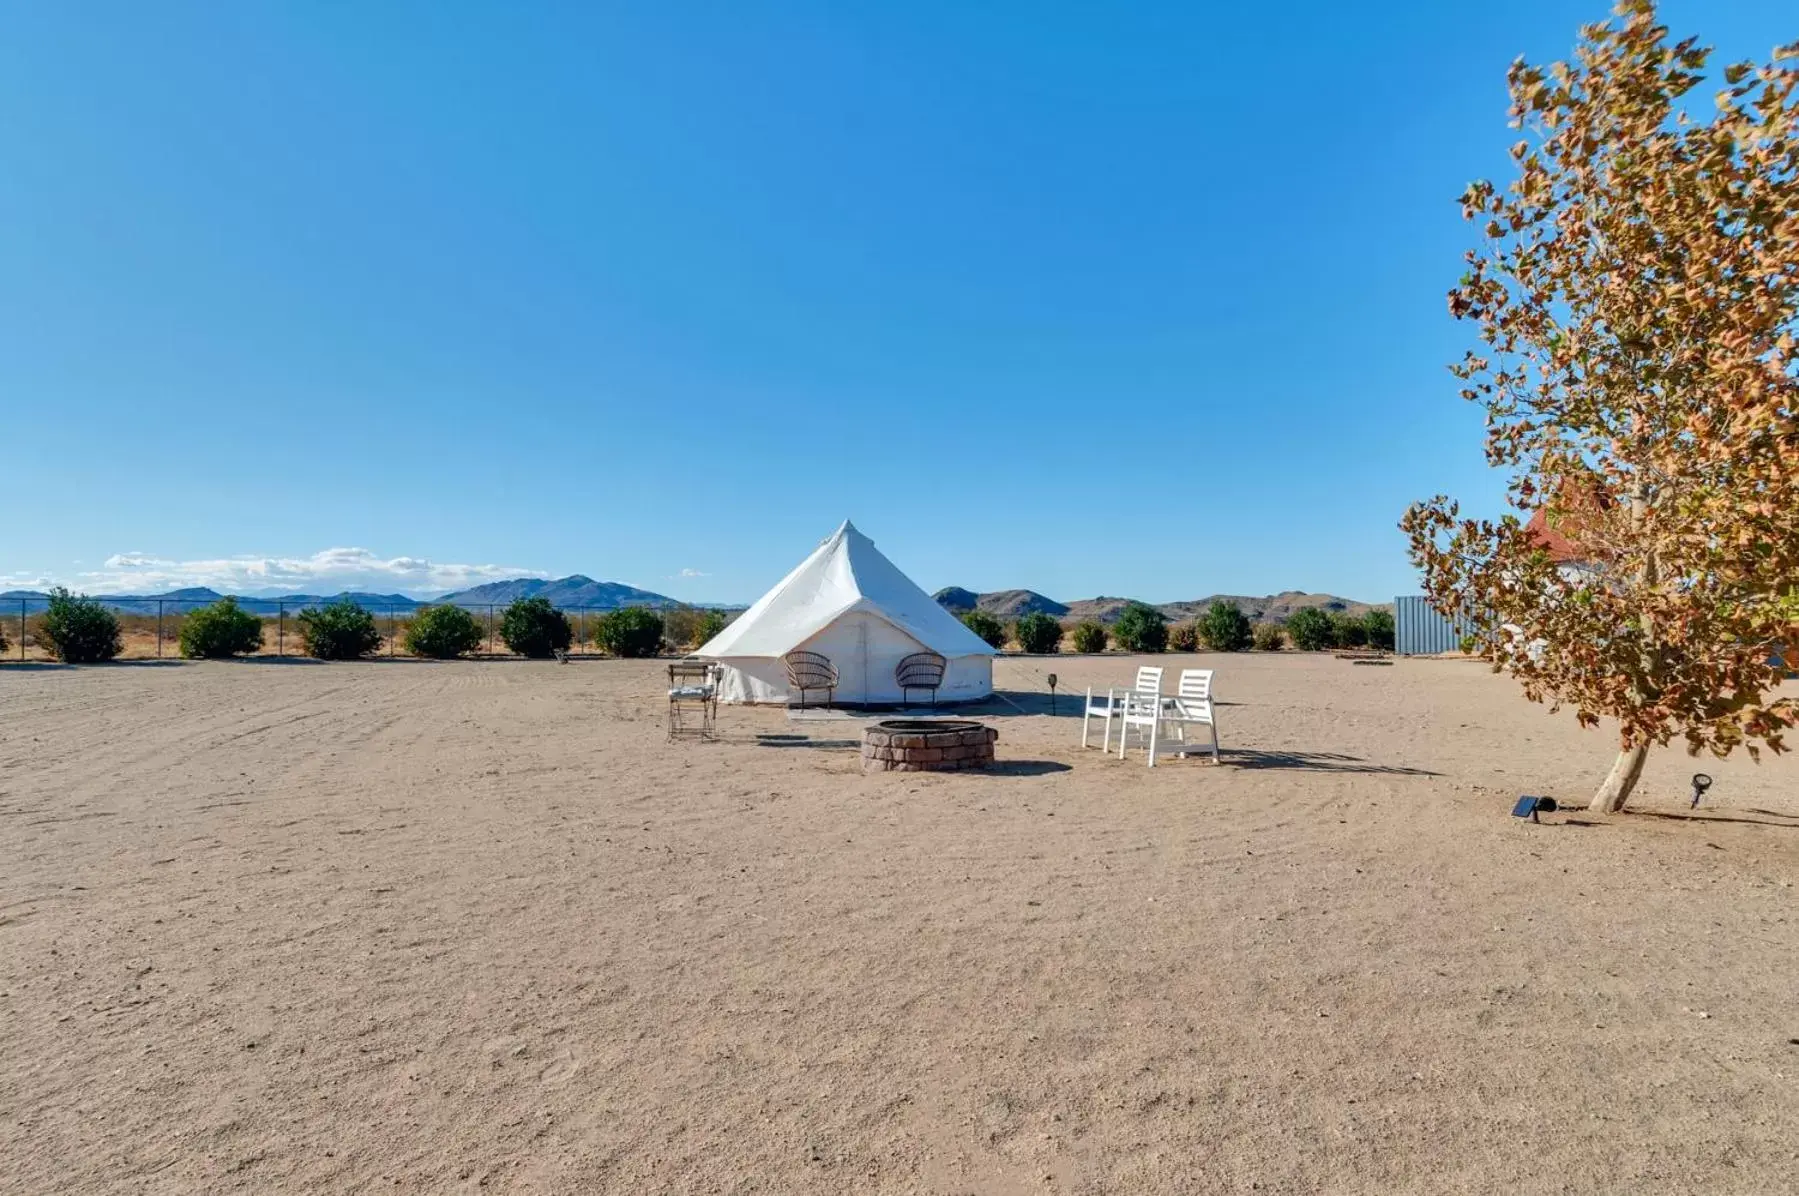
[960,609,1008,650]
[660,607,702,650]
[1112,602,1168,653]
[179,597,263,658]
[693,609,729,647]
[1363,608,1396,651]
[1252,622,1286,651]
[1167,621,1200,652]
[40,588,122,663]
[1199,601,1254,652]
[500,595,574,658]
[595,605,663,658]
[297,598,382,660]
[661,607,729,651]
[405,604,485,659]
[1013,611,1062,654]
[1070,620,1108,653]
[1330,611,1369,649]
[1285,607,1335,652]
[0,619,8,656]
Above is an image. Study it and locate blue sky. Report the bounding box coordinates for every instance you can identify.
[1,1,1790,603]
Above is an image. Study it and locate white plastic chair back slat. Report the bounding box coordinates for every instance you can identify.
[1133,666,1164,696]
[1176,669,1213,707]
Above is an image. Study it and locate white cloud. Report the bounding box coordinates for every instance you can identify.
[0,571,55,592]
[677,568,710,578]
[49,547,546,596]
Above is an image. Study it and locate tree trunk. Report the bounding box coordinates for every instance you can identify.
[1590,742,1648,812]
[1592,473,1655,816]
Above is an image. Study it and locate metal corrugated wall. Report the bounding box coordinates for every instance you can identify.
[1394,596,1479,655]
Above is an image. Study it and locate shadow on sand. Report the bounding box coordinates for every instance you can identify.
[753,734,862,750]
[1224,749,1439,777]
[1621,808,1799,831]
[985,760,1073,777]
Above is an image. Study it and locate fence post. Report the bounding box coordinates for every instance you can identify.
[18,598,23,661]
[278,603,285,657]
[487,605,495,655]
[389,605,395,657]
[156,600,164,658]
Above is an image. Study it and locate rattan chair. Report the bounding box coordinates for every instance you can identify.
[895,651,947,706]
[784,650,838,709]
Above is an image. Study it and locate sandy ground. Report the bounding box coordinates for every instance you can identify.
[3,654,1796,1195]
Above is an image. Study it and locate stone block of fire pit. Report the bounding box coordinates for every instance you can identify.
[862,720,997,773]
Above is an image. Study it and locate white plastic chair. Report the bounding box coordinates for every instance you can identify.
[1163,668,1220,762]
[1081,687,1121,750]
[1081,667,1165,751]
[1115,689,1164,766]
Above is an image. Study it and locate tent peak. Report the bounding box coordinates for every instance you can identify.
[694,519,995,662]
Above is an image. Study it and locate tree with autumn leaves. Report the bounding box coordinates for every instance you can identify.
[1403,2,1799,812]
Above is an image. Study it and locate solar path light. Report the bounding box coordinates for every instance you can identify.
[1511,795,1559,823]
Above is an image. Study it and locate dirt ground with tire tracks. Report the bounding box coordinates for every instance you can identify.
[3,654,1796,1194]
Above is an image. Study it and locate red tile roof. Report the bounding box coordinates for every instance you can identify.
[1524,507,1593,565]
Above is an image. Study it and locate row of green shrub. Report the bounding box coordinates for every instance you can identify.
[1285,607,1396,652]
[30,586,1393,662]
[294,596,680,660]
[23,588,732,663]
[957,601,1395,654]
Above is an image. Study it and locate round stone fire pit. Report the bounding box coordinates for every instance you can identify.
[862,719,997,773]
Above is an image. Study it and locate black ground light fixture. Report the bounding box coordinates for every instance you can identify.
[1690,773,1713,809]
[1511,795,1559,823]
[1047,673,1058,714]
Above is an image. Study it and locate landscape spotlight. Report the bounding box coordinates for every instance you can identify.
[1689,773,1713,809]
[1046,673,1058,714]
[1510,795,1559,823]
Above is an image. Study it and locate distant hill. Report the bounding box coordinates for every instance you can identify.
[978,589,1069,618]
[434,575,683,610]
[1068,592,1378,625]
[932,587,979,614]
[932,587,1069,618]
[1153,591,1377,624]
[0,575,696,614]
[260,590,417,605]
[936,588,1380,625]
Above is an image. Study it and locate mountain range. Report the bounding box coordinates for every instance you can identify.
[0,575,695,615]
[933,587,1379,625]
[1,575,1377,623]
[431,575,683,609]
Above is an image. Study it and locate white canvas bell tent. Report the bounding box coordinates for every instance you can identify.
[695,520,996,706]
